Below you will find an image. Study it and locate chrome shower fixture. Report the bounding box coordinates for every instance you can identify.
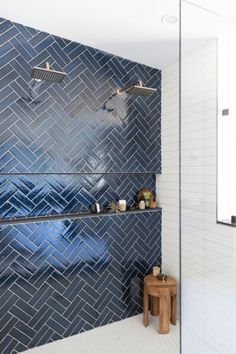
[31,62,66,82]
[117,80,157,96]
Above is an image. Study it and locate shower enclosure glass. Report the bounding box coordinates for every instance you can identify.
[181,1,236,353]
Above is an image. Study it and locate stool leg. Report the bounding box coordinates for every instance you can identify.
[159,289,170,334]
[143,283,149,327]
[171,295,177,325]
[150,296,159,316]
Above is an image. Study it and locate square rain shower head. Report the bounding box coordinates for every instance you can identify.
[31,62,66,83]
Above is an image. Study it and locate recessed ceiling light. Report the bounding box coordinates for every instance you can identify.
[161,13,178,24]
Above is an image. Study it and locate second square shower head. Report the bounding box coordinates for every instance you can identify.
[117,80,157,96]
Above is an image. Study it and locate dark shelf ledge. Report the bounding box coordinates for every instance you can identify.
[0,208,162,226]
[0,172,161,176]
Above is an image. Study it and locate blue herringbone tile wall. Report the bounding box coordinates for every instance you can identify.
[0,211,161,354]
[0,174,155,220]
[0,17,161,174]
[0,16,162,354]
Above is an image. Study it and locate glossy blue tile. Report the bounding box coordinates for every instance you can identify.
[0,15,162,354]
[0,18,161,173]
[52,42,71,65]
[34,35,55,53]
[68,44,85,61]
[0,211,161,352]
[0,26,18,46]
[0,19,13,33]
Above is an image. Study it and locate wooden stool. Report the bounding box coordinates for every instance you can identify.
[143,274,177,334]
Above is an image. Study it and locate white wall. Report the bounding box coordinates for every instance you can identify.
[181,40,236,354]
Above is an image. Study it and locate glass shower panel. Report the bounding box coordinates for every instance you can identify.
[181,1,236,354]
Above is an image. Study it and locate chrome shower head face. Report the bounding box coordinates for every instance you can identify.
[117,80,157,96]
[126,85,157,96]
[31,62,66,82]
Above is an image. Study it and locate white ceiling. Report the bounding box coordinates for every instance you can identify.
[1,0,236,69]
[1,0,179,68]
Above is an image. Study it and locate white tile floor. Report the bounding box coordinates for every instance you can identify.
[23,315,180,354]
